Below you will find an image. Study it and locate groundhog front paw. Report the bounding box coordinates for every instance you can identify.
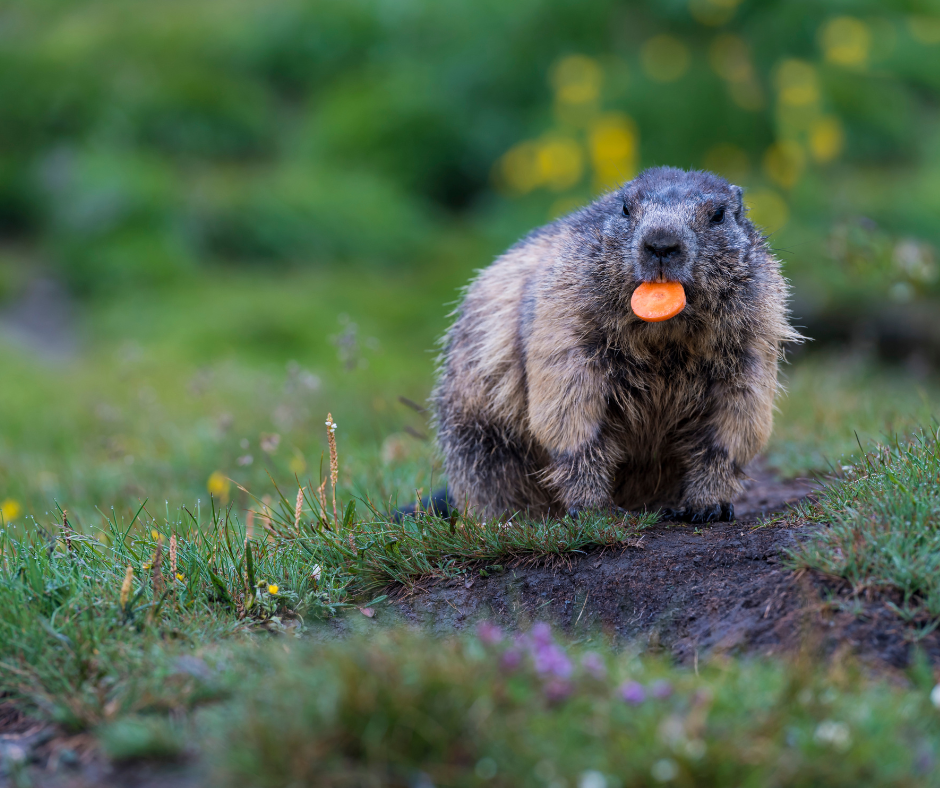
[661,502,734,524]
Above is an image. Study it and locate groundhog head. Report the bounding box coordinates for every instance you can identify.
[602,167,754,310]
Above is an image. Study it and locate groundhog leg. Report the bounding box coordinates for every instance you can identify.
[670,364,777,523]
[665,441,739,523]
[527,349,624,516]
[438,416,552,521]
[543,431,625,517]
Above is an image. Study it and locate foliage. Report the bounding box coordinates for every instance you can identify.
[790,429,940,623]
[212,624,940,787]
[0,499,347,728]
[258,478,657,594]
[768,352,940,476]
[0,0,938,315]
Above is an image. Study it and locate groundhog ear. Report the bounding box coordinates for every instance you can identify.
[731,185,745,221]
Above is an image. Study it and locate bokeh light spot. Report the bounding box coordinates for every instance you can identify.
[537,136,584,191]
[550,55,604,105]
[496,141,542,195]
[820,17,871,68]
[908,16,940,44]
[774,60,820,107]
[689,0,742,27]
[207,471,231,503]
[763,140,806,189]
[746,189,789,232]
[708,34,753,82]
[0,499,22,522]
[641,35,691,83]
[809,116,845,163]
[589,113,638,191]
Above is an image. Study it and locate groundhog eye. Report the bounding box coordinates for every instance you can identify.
[622,202,630,217]
[710,206,726,224]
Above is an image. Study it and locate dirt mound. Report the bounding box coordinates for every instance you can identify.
[392,464,940,670]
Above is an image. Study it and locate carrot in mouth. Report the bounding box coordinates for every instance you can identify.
[630,281,687,322]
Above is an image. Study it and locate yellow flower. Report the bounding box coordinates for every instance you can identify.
[151,529,160,541]
[175,573,185,582]
[819,17,870,68]
[0,499,22,522]
[267,584,279,595]
[207,471,231,503]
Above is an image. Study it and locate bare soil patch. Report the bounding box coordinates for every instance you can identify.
[391,463,940,671]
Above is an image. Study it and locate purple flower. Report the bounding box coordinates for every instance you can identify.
[620,680,646,705]
[531,621,553,648]
[650,679,673,700]
[533,643,573,679]
[580,652,606,680]
[476,621,504,646]
[500,647,523,673]
[543,678,573,703]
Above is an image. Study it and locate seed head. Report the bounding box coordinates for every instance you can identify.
[120,565,134,610]
[169,535,178,578]
[294,487,304,532]
[327,413,339,526]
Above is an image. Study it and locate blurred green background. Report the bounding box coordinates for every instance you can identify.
[1,0,940,527]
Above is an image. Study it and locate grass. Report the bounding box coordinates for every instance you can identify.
[4,269,940,781]
[204,626,940,787]
[768,351,940,477]
[790,428,940,623]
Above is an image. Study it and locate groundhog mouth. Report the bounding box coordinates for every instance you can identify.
[631,281,687,322]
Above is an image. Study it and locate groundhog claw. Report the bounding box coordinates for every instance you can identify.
[661,502,734,524]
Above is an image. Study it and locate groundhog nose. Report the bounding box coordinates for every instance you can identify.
[643,233,683,261]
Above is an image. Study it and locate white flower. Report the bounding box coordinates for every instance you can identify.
[651,758,679,783]
[814,720,851,751]
[930,684,940,709]
[578,771,607,788]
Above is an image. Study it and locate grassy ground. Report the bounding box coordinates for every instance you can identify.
[4,269,940,782]
[791,429,940,624]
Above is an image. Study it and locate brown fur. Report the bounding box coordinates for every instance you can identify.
[433,167,802,522]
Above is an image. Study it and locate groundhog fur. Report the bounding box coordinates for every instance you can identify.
[431,166,801,524]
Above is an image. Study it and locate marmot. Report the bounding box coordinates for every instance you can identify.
[429,167,800,523]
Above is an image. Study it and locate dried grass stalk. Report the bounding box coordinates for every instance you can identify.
[120,565,134,611]
[294,486,304,533]
[317,479,329,528]
[151,538,164,597]
[326,414,339,527]
[170,535,178,580]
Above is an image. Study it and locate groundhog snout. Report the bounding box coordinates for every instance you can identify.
[637,227,690,283]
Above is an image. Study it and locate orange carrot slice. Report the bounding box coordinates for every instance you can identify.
[631,281,686,322]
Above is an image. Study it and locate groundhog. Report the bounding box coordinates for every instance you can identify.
[427,166,800,524]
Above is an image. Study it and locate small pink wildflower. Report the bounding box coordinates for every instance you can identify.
[476,621,504,646]
[533,643,573,679]
[543,677,573,703]
[500,647,524,672]
[530,622,553,647]
[620,680,646,705]
[580,651,606,679]
[650,679,673,700]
